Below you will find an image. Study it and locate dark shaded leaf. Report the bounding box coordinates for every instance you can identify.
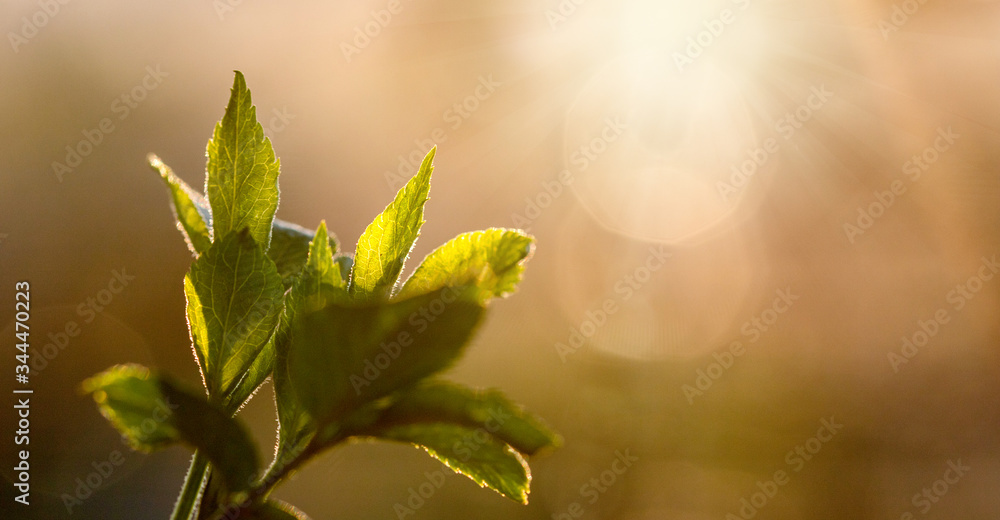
[284,286,484,428]
[82,364,259,493]
[375,423,531,503]
[362,380,559,456]
[272,222,351,461]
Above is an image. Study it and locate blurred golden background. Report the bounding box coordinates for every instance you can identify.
[2,0,1000,518]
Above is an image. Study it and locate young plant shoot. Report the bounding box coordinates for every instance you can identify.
[82,71,559,520]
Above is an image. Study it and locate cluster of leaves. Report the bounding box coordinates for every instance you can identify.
[83,71,558,520]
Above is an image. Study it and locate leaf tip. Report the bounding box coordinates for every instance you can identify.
[147,153,170,179]
[420,147,437,175]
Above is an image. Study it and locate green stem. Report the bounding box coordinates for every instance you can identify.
[170,450,211,520]
[203,440,326,520]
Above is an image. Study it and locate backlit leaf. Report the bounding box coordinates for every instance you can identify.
[206,71,281,250]
[184,229,284,404]
[148,153,212,254]
[397,229,534,303]
[350,147,435,301]
[269,220,341,288]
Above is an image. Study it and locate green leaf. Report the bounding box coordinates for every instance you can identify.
[284,286,484,428]
[269,220,340,289]
[303,220,342,290]
[376,423,531,503]
[148,153,213,255]
[363,381,559,456]
[228,220,344,413]
[240,501,312,520]
[206,71,281,250]
[271,221,350,460]
[350,147,435,301]
[184,229,284,405]
[147,148,320,282]
[396,229,535,303]
[146,154,322,408]
[82,364,259,493]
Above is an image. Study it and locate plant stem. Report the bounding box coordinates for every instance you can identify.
[203,441,325,520]
[171,450,211,520]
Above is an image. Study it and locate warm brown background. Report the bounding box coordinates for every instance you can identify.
[2,0,1000,519]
